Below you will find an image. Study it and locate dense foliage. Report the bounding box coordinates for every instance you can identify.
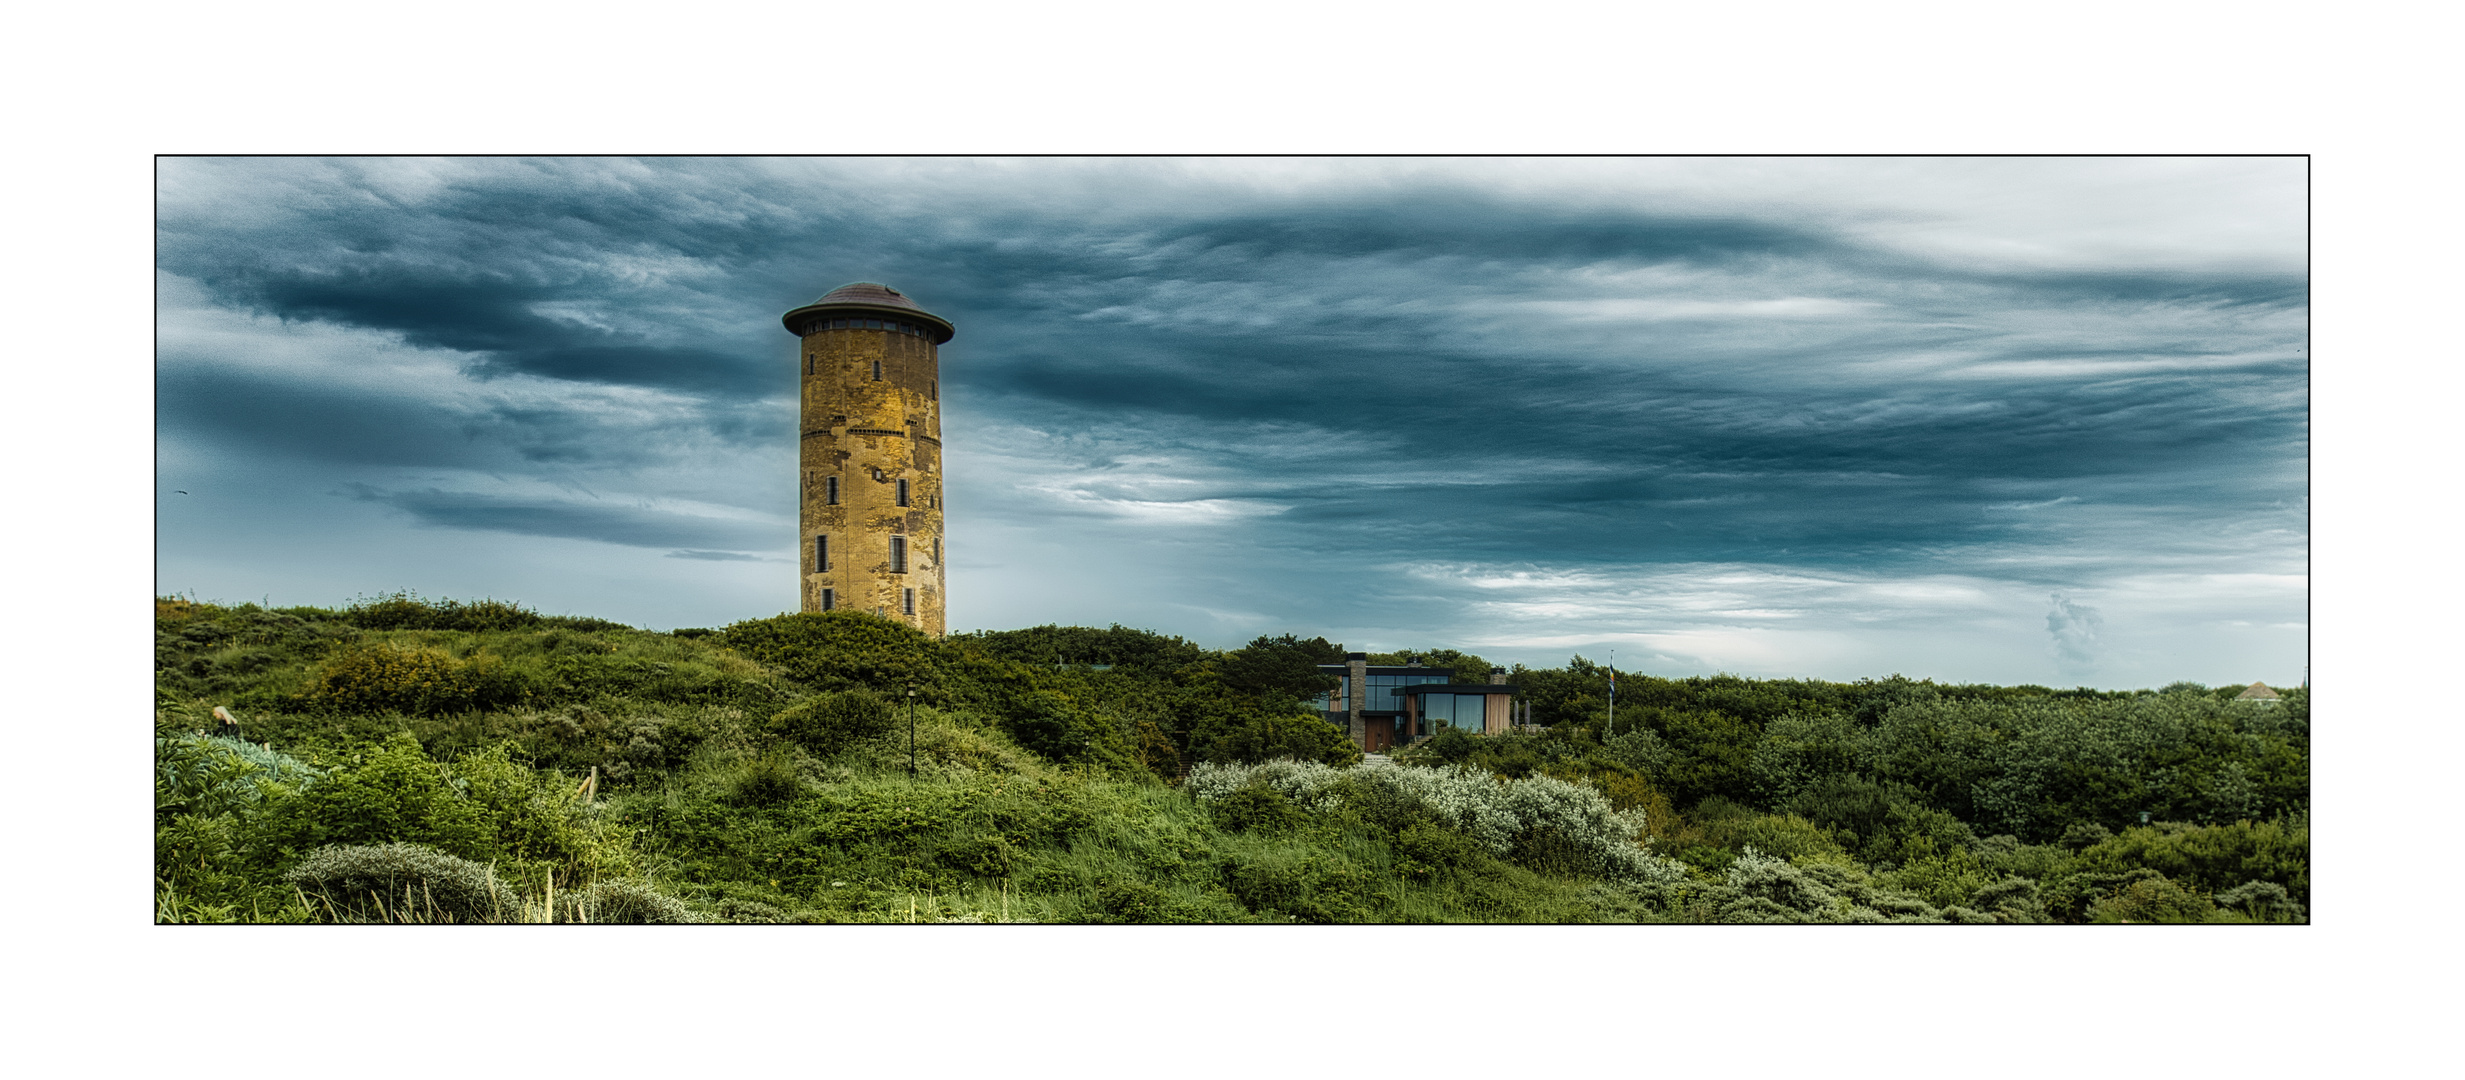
[155,594,2305,923]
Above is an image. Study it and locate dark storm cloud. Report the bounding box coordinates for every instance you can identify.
[178,257,778,397]
[155,365,499,469]
[1118,201,1844,264]
[957,281,2300,571]
[351,486,778,552]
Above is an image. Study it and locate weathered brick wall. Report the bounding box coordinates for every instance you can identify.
[798,325,946,635]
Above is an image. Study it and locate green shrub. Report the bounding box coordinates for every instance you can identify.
[721,610,944,694]
[1967,876,2047,922]
[775,688,896,756]
[728,750,805,806]
[1415,727,1481,765]
[2059,822,2115,850]
[953,622,1210,676]
[999,688,1109,763]
[711,898,795,923]
[1218,851,1371,923]
[1600,728,1673,778]
[2089,874,2218,923]
[347,592,627,633]
[1074,877,1208,924]
[1636,708,1762,809]
[1391,818,1489,882]
[301,641,529,716]
[287,842,518,923]
[253,732,491,865]
[1971,834,2076,881]
[556,879,698,924]
[156,735,318,822]
[1664,844,1732,877]
[1748,710,1860,807]
[1886,837,2000,910]
[1782,775,1977,868]
[1187,696,1359,770]
[1713,849,1963,924]
[1697,811,1847,864]
[2077,818,2309,903]
[1721,847,1839,918]
[1209,783,1308,834]
[2214,880,2306,923]
[447,743,634,883]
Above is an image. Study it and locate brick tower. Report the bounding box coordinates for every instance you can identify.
[782,283,953,634]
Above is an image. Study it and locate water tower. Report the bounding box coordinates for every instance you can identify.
[781,283,954,633]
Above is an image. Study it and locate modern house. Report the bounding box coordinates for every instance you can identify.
[1315,653,1520,752]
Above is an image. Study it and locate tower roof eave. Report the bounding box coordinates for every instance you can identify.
[782,281,955,343]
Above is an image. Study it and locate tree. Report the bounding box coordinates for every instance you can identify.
[1217,634,1344,709]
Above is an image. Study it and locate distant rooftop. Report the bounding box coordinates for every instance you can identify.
[2234,682,2281,700]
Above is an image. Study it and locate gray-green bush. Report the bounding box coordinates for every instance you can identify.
[555,879,699,924]
[286,842,518,923]
[1186,759,1687,883]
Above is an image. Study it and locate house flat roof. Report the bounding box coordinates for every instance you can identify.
[1317,664,1457,677]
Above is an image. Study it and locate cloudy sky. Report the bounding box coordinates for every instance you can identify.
[154,157,2307,688]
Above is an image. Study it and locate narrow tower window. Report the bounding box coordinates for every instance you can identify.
[814,535,829,572]
[902,588,915,616]
[890,535,907,573]
[825,476,838,505]
[933,537,940,562]
[896,479,910,507]
[821,588,835,611]
[930,380,938,400]
[872,360,882,381]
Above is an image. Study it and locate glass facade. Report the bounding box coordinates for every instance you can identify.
[1315,672,1451,713]
[1420,693,1491,732]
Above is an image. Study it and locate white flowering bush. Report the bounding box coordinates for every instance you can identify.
[1186,759,1686,883]
[1185,758,1352,812]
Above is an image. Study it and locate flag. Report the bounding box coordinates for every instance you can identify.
[1607,668,1616,698]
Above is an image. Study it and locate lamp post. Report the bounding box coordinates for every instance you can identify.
[907,685,918,775]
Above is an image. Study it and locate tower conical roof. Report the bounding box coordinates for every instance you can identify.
[782,282,955,342]
[813,282,926,310]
